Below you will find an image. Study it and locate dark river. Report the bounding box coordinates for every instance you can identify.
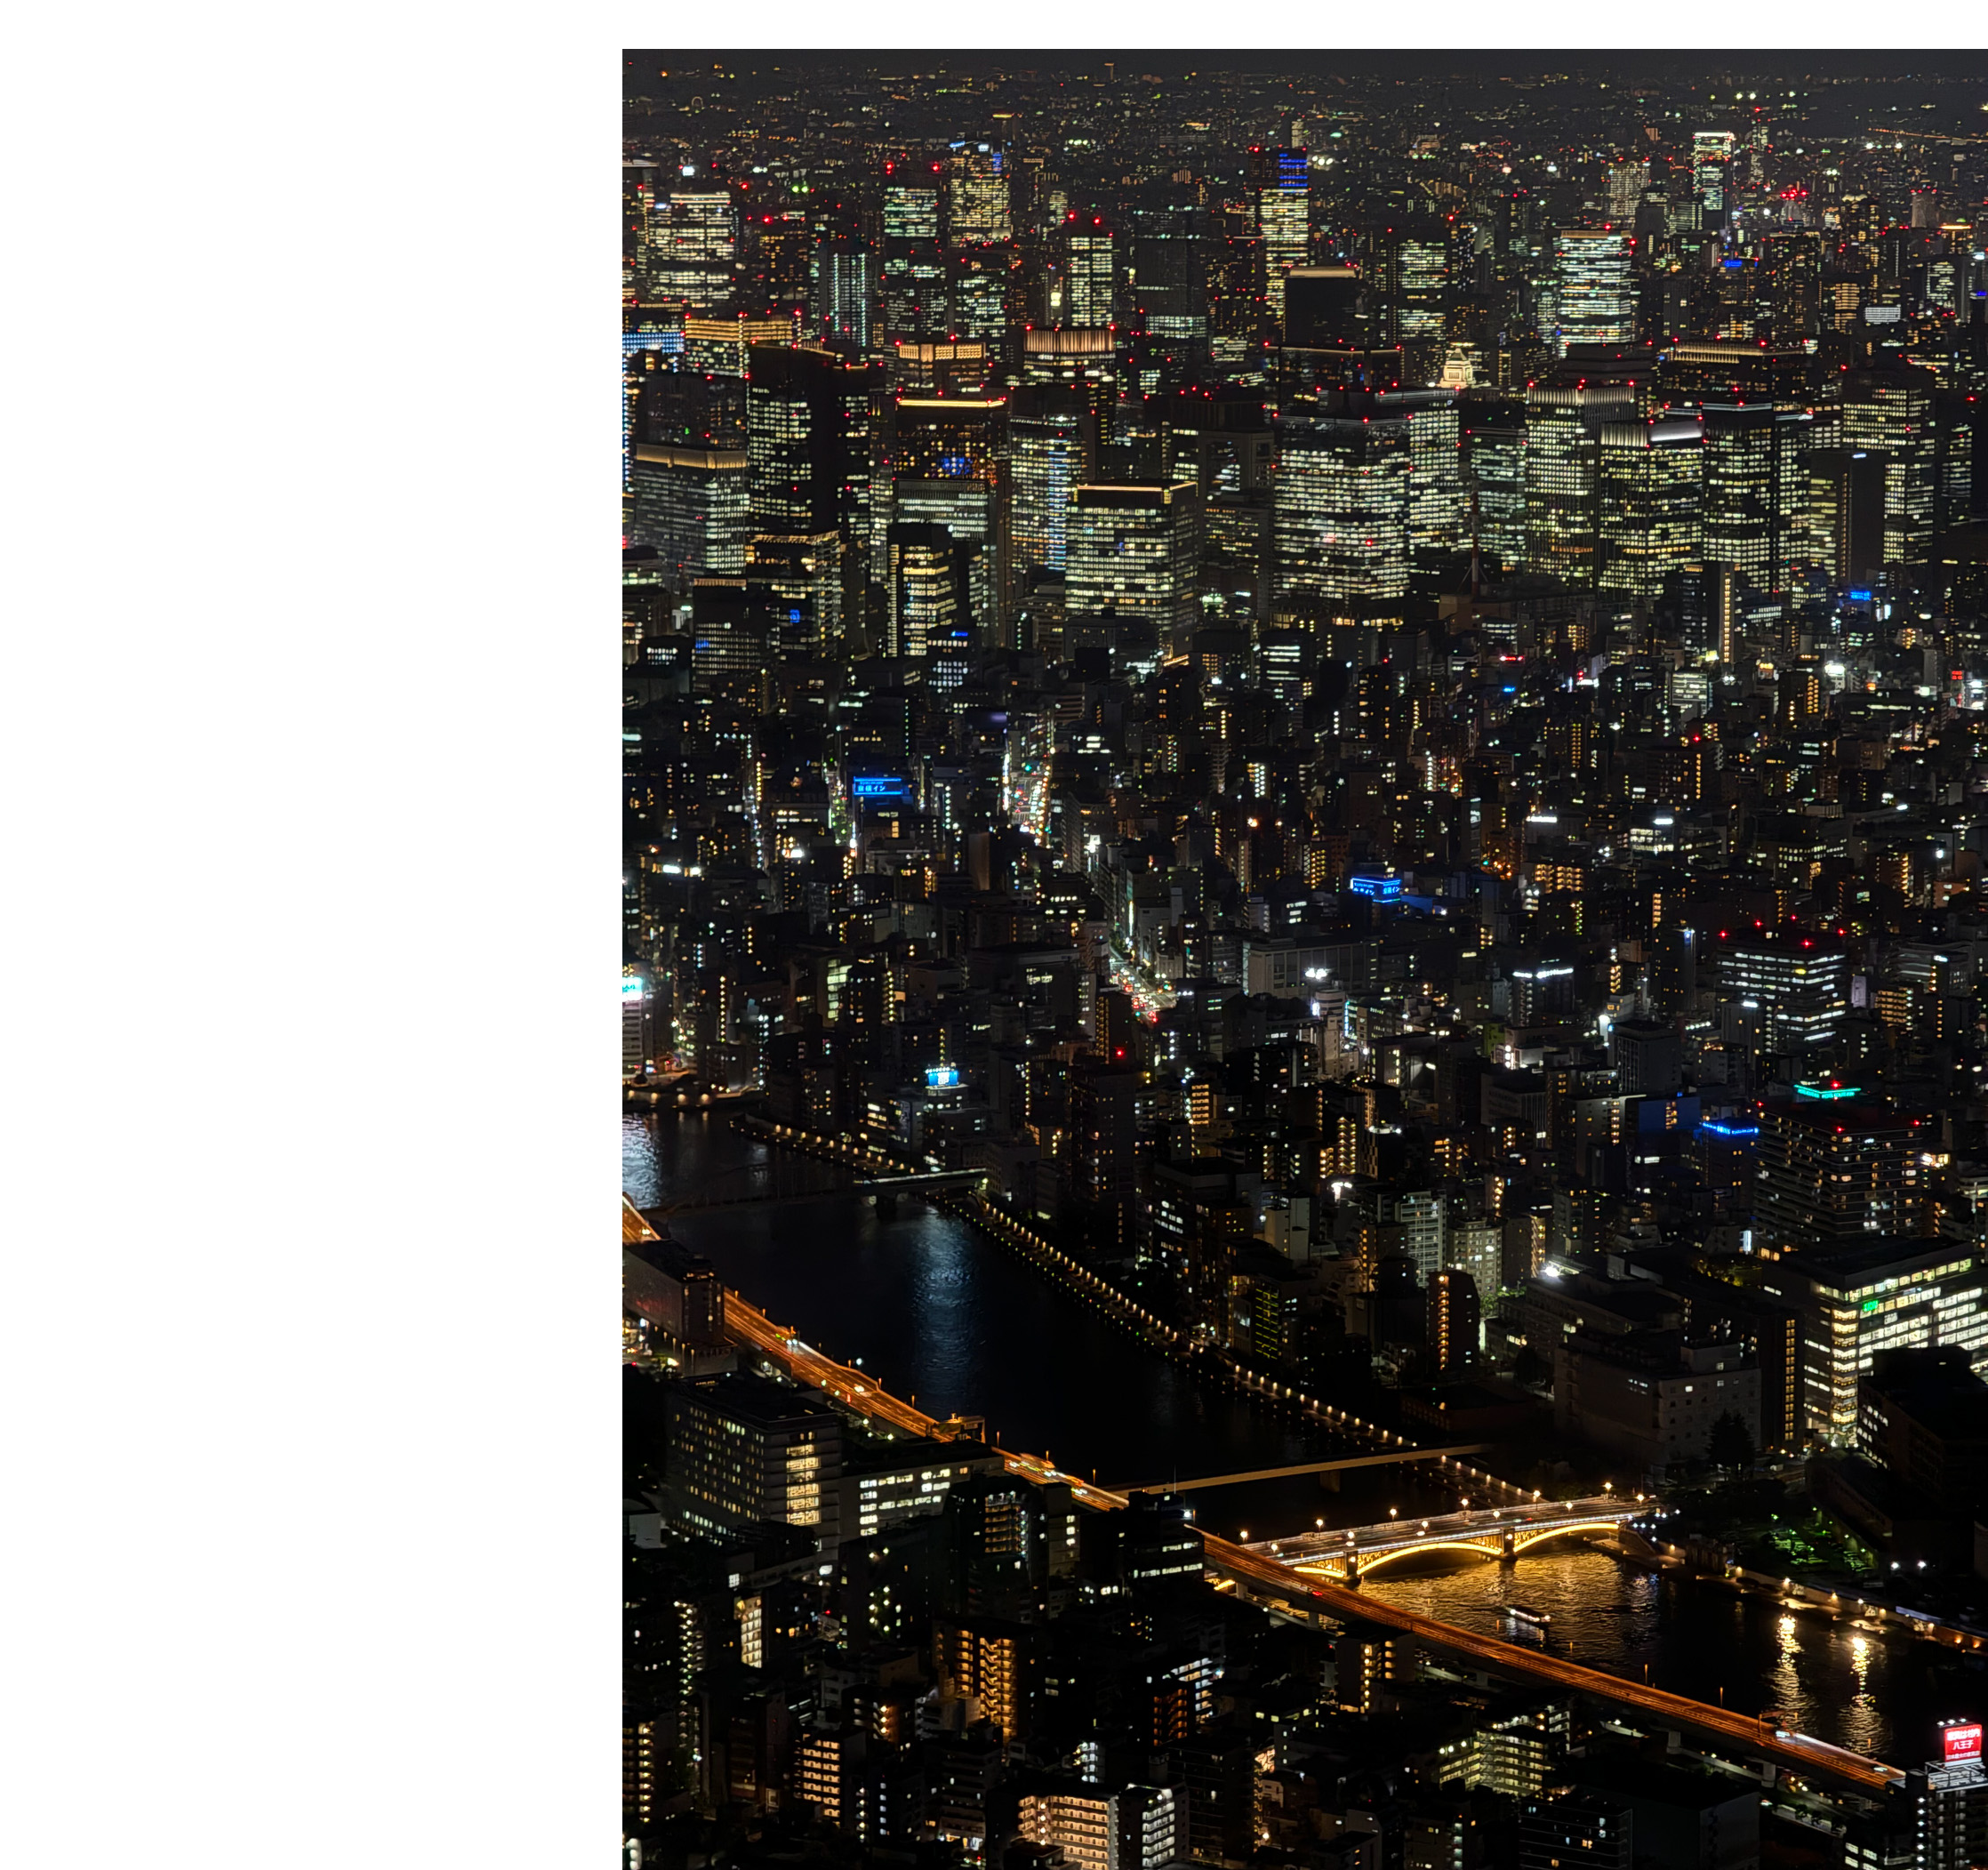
[627,1110,1969,1763]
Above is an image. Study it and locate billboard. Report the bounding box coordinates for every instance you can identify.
[1943,1722,1983,1765]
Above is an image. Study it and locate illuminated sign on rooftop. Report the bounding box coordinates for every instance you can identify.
[1794,1080,1856,1101]
[1348,871,1403,901]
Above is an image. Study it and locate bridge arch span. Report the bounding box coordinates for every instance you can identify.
[1508,1518,1631,1555]
[1350,1537,1504,1576]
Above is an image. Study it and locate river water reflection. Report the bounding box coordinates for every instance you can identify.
[626,1111,1960,1761]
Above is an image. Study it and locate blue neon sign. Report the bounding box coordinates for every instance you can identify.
[1348,872,1403,901]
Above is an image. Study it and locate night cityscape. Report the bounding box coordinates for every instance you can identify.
[621,51,1988,1870]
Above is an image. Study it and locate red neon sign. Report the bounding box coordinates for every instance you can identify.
[1944,1723,1983,1764]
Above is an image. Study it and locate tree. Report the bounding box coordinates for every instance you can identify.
[1707,1411,1755,1473]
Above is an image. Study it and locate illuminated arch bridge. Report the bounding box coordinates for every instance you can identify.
[1241,1497,1659,1583]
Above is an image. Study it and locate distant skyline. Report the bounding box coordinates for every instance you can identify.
[628,47,1988,84]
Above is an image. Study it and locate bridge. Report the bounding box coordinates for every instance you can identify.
[1237,1496,1655,1582]
[1116,1446,1495,1494]
[685,1256,1900,1794]
[639,1145,983,1218]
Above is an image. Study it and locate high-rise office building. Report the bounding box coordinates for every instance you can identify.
[1063,482,1201,649]
[629,444,753,582]
[1598,416,1703,600]
[662,1373,845,1543]
[1273,414,1412,611]
[814,237,876,352]
[746,344,878,542]
[879,156,949,345]
[947,141,1011,245]
[885,520,963,660]
[1250,146,1310,322]
[648,186,738,310]
[1697,400,1779,591]
[1757,1087,1930,1240]
[1553,229,1633,354]
[1842,370,1937,573]
[1718,929,1848,1056]
[1524,381,1635,587]
[1129,195,1208,342]
[1383,389,1466,581]
[1763,1236,1988,1441]
[1021,326,1121,449]
[1693,131,1735,227]
[1062,214,1116,326]
[1006,385,1094,605]
[1462,415,1527,575]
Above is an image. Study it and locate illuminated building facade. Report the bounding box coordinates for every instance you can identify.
[1064,482,1201,647]
[947,141,1011,245]
[629,445,752,582]
[1765,1238,1988,1443]
[1272,415,1411,610]
[1597,417,1703,600]
[1718,929,1848,1055]
[1524,382,1634,588]
[1756,1096,1926,1256]
[1552,229,1633,354]
[1842,372,1936,572]
[649,187,737,309]
[1693,130,1735,225]
[1062,216,1116,326]
[662,1373,845,1542]
[885,521,962,660]
[1696,401,1779,591]
[1006,386,1093,597]
[1250,147,1310,321]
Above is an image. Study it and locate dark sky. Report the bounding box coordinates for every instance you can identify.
[628,48,1988,80]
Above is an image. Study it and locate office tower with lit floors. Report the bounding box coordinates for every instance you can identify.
[1763,1237,1988,1442]
[1597,415,1703,600]
[1551,228,1633,354]
[1062,481,1201,653]
[1273,414,1412,613]
[1249,146,1310,324]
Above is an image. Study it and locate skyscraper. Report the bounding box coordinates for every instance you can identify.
[648,184,739,310]
[630,444,753,582]
[1006,384,1094,606]
[947,141,1011,245]
[1250,146,1310,322]
[1842,369,1937,574]
[746,344,878,542]
[1062,214,1116,326]
[1697,400,1779,591]
[1553,229,1633,354]
[814,237,876,353]
[1692,131,1735,227]
[1063,482,1201,650]
[1598,416,1703,600]
[1128,194,1207,343]
[1718,928,1848,1056]
[1524,381,1635,587]
[1273,415,1412,612]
